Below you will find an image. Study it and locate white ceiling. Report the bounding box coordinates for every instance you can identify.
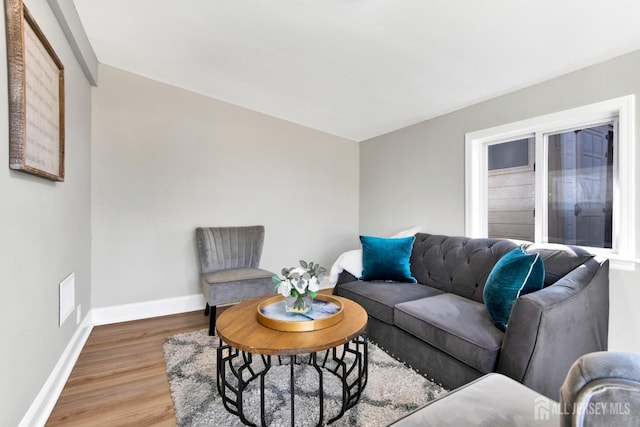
[73,0,640,141]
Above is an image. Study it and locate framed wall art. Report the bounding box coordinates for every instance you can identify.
[5,0,65,181]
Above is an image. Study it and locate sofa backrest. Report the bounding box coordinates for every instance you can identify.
[525,243,595,287]
[410,233,596,303]
[410,234,518,303]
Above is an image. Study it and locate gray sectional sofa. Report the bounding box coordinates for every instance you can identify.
[333,233,609,400]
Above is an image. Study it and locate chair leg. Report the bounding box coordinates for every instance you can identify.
[208,305,217,336]
[204,303,210,316]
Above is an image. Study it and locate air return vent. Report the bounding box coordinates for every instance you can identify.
[59,273,75,327]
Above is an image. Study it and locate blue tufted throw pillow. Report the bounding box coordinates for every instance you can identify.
[359,235,417,283]
[483,246,545,331]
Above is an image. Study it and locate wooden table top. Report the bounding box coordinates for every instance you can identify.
[216,295,367,356]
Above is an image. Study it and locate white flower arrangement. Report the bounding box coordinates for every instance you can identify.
[272,260,326,311]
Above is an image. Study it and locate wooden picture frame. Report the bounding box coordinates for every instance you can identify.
[5,0,65,181]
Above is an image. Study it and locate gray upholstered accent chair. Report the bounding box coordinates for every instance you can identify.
[196,226,276,335]
[391,351,640,426]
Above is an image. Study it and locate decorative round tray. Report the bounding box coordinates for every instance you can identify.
[257,294,344,332]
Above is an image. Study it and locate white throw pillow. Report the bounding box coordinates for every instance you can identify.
[391,226,422,238]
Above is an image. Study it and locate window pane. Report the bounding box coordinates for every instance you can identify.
[488,138,529,170]
[487,138,535,240]
[547,125,613,248]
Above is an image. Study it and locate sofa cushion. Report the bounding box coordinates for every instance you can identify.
[483,247,545,331]
[360,235,417,282]
[394,293,504,373]
[335,280,443,324]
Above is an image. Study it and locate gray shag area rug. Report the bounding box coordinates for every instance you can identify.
[163,329,447,426]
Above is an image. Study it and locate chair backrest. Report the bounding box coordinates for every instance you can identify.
[196,226,265,274]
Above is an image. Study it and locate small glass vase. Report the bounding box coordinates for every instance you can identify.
[284,293,313,314]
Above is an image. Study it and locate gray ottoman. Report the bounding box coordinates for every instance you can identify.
[389,373,558,426]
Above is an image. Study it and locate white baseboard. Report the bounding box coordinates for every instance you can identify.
[19,314,93,427]
[91,294,206,326]
[90,289,337,327]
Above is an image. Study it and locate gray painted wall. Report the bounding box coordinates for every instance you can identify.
[91,65,359,308]
[360,49,640,353]
[0,1,92,425]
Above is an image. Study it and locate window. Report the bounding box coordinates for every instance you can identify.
[488,138,531,171]
[487,137,535,241]
[547,125,614,248]
[466,96,635,270]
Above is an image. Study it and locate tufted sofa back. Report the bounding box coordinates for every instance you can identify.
[409,233,597,303]
[410,234,520,303]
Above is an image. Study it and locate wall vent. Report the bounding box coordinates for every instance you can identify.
[59,273,75,327]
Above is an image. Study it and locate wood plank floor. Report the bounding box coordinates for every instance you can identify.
[46,309,211,426]
[46,290,332,425]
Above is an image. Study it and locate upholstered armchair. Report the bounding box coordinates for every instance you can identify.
[196,226,276,335]
[560,351,640,426]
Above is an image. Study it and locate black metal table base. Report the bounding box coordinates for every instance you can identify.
[216,335,368,426]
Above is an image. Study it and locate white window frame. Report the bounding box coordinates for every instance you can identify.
[465,95,636,270]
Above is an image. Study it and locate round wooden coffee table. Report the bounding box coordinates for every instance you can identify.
[215,295,368,427]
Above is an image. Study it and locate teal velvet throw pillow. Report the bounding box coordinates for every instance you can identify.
[483,246,544,331]
[359,235,417,283]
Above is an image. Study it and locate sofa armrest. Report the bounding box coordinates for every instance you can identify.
[335,270,359,286]
[333,271,359,295]
[497,257,609,400]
